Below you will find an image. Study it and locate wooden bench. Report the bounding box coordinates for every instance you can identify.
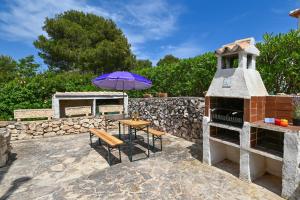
[148,128,165,151]
[131,126,165,151]
[89,128,123,165]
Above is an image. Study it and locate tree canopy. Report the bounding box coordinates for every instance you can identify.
[34,10,135,73]
[135,59,152,69]
[0,55,39,85]
[0,55,17,84]
[256,30,300,94]
[157,54,180,66]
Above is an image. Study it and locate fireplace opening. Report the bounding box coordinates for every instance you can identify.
[250,127,284,157]
[210,126,240,145]
[210,97,244,127]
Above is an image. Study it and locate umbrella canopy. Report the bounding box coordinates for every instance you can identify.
[92,71,152,90]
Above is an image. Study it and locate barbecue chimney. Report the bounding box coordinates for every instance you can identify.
[206,38,268,99]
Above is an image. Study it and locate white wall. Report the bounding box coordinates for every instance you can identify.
[210,140,240,164]
[250,153,282,180]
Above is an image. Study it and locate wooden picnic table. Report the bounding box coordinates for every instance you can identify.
[118,119,151,162]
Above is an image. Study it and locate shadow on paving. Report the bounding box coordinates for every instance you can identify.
[0,153,17,184]
[186,141,203,162]
[0,153,31,200]
[90,134,159,165]
[0,176,31,200]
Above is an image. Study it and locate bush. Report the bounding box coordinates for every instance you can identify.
[128,52,216,97]
[0,72,99,120]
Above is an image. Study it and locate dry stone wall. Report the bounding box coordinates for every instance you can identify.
[0,122,11,167]
[129,97,205,142]
[6,116,107,141]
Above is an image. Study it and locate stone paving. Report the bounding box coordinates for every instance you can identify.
[0,131,283,200]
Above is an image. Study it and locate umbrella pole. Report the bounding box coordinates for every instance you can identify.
[122,80,125,116]
[123,90,125,116]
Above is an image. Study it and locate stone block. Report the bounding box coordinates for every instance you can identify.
[44,132,57,137]
[74,124,81,129]
[61,125,70,131]
[57,130,65,135]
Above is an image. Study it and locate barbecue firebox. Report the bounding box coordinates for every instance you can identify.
[202,38,300,199]
[210,97,244,127]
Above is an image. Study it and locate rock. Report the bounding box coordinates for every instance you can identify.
[41,123,49,128]
[57,130,65,135]
[18,133,31,140]
[28,123,36,130]
[67,128,75,133]
[80,119,89,124]
[44,132,57,137]
[45,127,53,132]
[7,125,15,129]
[53,127,60,132]
[80,127,88,133]
[82,123,89,128]
[61,125,70,131]
[74,125,81,129]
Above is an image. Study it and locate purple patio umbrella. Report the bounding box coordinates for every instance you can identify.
[92,71,152,113]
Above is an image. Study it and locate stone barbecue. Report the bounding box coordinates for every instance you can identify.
[203,38,300,199]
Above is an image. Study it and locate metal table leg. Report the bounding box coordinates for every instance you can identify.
[129,125,133,162]
[118,121,121,139]
[147,125,150,157]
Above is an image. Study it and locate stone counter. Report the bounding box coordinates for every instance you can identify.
[129,97,205,142]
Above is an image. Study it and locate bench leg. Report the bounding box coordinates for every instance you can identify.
[152,134,155,150]
[134,128,137,139]
[107,144,111,166]
[98,138,102,146]
[118,146,122,163]
[118,121,121,139]
[89,133,93,146]
[147,126,150,157]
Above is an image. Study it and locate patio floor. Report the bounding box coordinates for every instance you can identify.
[0,131,283,200]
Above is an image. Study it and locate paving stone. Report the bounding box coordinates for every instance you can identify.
[0,131,283,200]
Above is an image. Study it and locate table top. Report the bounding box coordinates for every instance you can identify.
[119,119,151,126]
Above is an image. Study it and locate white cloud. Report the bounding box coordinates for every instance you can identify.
[0,0,183,63]
[0,0,116,41]
[0,0,181,45]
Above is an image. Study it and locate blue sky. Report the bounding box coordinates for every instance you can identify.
[0,0,299,70]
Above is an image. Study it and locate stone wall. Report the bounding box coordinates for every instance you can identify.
[6,116,107,141]
[129,97,205,142]
[0,122,11,167]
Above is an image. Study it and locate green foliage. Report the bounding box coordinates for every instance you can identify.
[135,59,152,69]
[256,30,300,94]
[294,105,300,119]
[0,72,99,120]
[128,52,216,97]
[0,55,17,84]
[16,55,39,78]
[34,10,135,73]
[157,54,179,66]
